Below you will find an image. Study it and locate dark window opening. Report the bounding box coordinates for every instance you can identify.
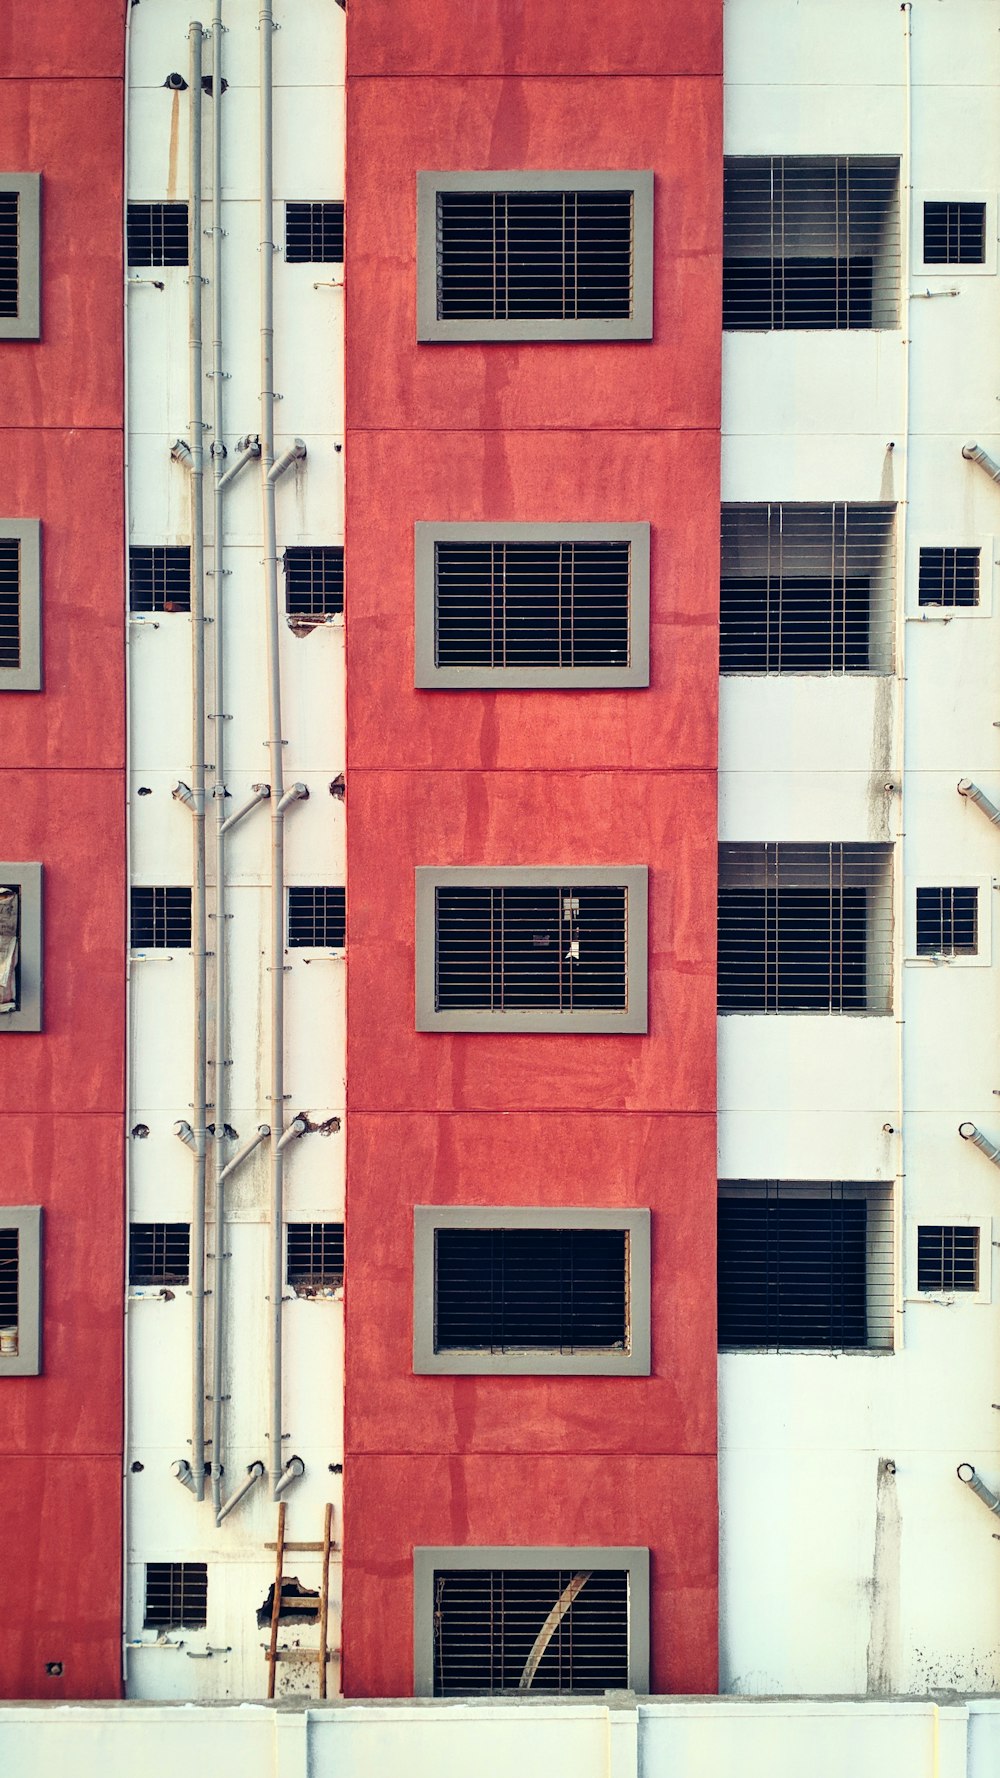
[144,1562,207,1630]
[432,1567,629,1697]
[287,1222,344,1293]
[435,884,628,1014]
[0,535,20,669]
[284,546,344,619]
[435,1226,627,1354]
[127,202,189,268]
[918,546,980,609]
[718,1185,886,1349]
[287,886,345,949]
[916,886,978,957]
[0,190,17,319]
[256,1578,320,1628]
[0,1225,18,1349]
[285,201,344,264]
[923,201,986,266]
[438,189,634,323]
[130,887,193,949]
[129,1223,190,1287]
[435,540,630,670]
[723,255,874,330]
[917,1225,979,1292]
[129,547,192,614]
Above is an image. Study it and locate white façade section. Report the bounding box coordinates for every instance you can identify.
[125,0,345,1700]
[720,0,1000,1697]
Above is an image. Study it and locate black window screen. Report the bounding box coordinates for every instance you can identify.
[923,201,986,266]
[287,1222,344,1291]
[285,201,344,264]
[435,540,630,669]
[917,1225,979,1292]
[916,887,978,957]
[918,546,980,609]
[144,1562,207,1630]
[0,190,17,318]
[127,202,189,268]
[0,535,20,669]
[287,886,346,949]
[129,1223,190,1287]
[129,547,192,614]
[130,887,193,949]
[435,1227,627,1353]
[432,1567,629,1696]
[0,1225,17,1339]
[438,189,634,323]
[435,884,628,1014]
[284,547,344,619]
[718,1183,891,1350]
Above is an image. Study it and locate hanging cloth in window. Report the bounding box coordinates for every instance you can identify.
[0,888,18,1009]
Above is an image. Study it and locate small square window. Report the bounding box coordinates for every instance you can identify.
[0,519,42,691]
[143,1562,207,1630]
[0,174,41,340]
[284,547,344,620]
[285,201,344,264]
[918,547,980,609]
[130,887,192,950]
[287,886,345,949]
[127,202,189,269]
[287,1222,344,1294]
[0,864,43,1032]
[916,886,978,957]
[129,547,191,614]
[129,1224,190,1287]
[923,201,986,266]
[917,1225,979,1293]
[0,1207,42,1377]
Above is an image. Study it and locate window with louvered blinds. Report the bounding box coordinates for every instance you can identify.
[431,1567,630,1696]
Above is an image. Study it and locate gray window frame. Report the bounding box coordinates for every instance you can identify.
[0,863,42,1032]
[413,1205,651,1375]
[414,522,650,690]
[416,170,654,343]
[413,1545,650,1696]
[0,1206,42,1376]
[415,864,649,1034]
[0,174,41,341]
[0,520,41,691]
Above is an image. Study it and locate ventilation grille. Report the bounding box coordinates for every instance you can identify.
[432,1567,629,1696]
[721,504,896,673]
[285,201,344,264]
[718,1182,894,1351]
[718,843,894,1014]
[287,886,345,949]
[129,1223,190,1287]
[0,190,17,319]
[284,546,344,619]
[130,887,193,949]
[435,540,630,670]
[437,189,634,322]
[129,547,192,614]
[0,1226,17,1345]
[0,536,20,669]
[917,1225,979,1292]
[916,886,978,957]
[127,202,189,268]
[918,546,980,608]
[287,1222,344,1292]
[144,1562,207,1630]
[436,885,628,1014]
[924,201,985,266]
[435,1227,627,1354]
[723,157,900,330]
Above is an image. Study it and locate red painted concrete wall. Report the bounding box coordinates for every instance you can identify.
[0,4,126,1701]
[344,0,721,1697]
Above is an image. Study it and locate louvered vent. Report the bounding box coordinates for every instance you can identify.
[129,547,192,614]
[143,1562,207,1630]
[923,201,985,266]
[917,1225,979,1292]
[724,157,900,330]
[435,1227,627,1354]
[129,1223,190,1287]
[916,886,978,957]
[437,189,634,322]
[721,504,895,673]
[284,546,344,619]
[287,1222,344,1292]
[0,1225,18,1350]
[130,887,193,949]
[436,884,628,1013]
[718,843,894,1014]
[0,190,17,319]
[127,202,189,268]
[432,1567,629,1696]
[0,535,20,669]
[918,546,980,608]
[287,886,345,949]
[435,540,630,670]
[285,201,344,264]
[718,1182,894,1350]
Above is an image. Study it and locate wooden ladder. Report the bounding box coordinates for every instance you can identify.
[264,1500,335,1699]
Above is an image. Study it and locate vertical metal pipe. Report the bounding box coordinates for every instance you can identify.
[209,0,227,1524]
[187,19,208,1504]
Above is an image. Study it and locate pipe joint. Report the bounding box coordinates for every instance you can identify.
[170,439,195,469]
[172,1460,198,1494]
[266,439,307,485]
[172,781,201,813]
[957,779,1000,827]
[959,1121,1000,1167]
[962,441,1000,485]
[276,782,309,814]
[276,1117,307,1152]
[219,781,271,833]
[274,1455,305,1499]
[217,437,262,491]
[958,1462,1000,1515]
[216,1459,265,1526]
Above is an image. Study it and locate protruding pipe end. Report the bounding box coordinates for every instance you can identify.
[172,781,197,811]
[172,1460,198,1494]
[273,1455,305,1499]
[174,1119,197,1149]
[170,439,194,468]
[959,1121,979,1141]
[957,779,974,797]
[962,442,981,462]
[958,1462,976,1483]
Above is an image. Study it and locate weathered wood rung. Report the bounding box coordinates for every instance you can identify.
[264,1540,340,1552]
[266,1648,338,1663]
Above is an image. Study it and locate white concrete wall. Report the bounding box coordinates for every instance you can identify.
[125,0,346,1700]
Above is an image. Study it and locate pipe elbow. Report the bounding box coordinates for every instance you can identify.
[170,439,194,469]
[957,779,974,797]
[172,1460,198,1493]
[273,1455,306,1499]
[172,781,198,811]
[959,1121,978,1141]
[277,782,309,813]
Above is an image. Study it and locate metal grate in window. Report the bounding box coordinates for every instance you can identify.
[287,1222,344,1293]
[718,843,894,1014]
[435,540,630,669]
[284,546,344,619]
[917,1224,979,1292]
[129,1223,190,1287]
[435,1226,627,1353]
[923,201,986,266]
[0,536,20,669]
[432,1567,629,1696]
[436,885,628,1014]
[721,504,895,673]
[916,886,978,957]
[127,202,189,268]
[718,1181,894,1351]
[723,157,900,331]
[918,546,980,609]
[287,886,345,949]
[130,887,193,949]
[0,190,17,319]
[129,546,192,614]
[438,189,634,322]
[143,1562,207,1630]
[285,201,344,264]
[0,1225,18,1349]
